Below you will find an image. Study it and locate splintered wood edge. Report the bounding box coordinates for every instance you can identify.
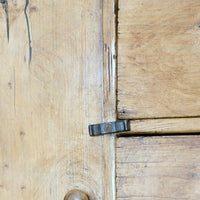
[102,0,117,200]
[127,118,200,134]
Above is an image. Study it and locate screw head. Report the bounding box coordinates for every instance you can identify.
[104,123,113,133]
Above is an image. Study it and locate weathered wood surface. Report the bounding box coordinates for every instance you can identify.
[118,0,200,119]
[0,0,104,199]
[116,136,200,199]
[103,0,117,199]
[127,118,200,134]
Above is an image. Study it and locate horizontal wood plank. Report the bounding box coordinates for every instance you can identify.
[118,0,200,119]
[116,136,200,199]
[127,118,200,134]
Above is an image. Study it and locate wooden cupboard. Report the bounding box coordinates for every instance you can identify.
[0,0,200,199]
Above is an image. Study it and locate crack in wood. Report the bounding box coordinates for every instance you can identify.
[24,0,32,64]
[0,0,9,41]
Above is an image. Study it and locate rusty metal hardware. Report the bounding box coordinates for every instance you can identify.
[89,120,130,136]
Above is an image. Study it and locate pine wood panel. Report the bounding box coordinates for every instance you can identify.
[118,0,200,119]
[127,118,200,134]
[116,136,200,199]
[0,0,104,199]
[103,0,118,199]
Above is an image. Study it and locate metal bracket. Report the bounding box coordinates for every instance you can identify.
[89,120,130,136]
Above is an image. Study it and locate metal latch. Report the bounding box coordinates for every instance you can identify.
[89,120,130,136]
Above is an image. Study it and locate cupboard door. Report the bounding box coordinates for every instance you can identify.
[0,1,104,199]
[116,136,200,199]
[118,0,200,119]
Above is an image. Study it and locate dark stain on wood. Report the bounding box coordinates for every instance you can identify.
[20,131,26,136]
[21,186,26,190]
[4,164,8,168]
[0,0,9,41]
[29,6,38,13]
[8,82,12,89]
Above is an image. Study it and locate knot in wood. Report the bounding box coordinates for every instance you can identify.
[64,190,89,200]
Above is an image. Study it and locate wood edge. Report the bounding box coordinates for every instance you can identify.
[102,0,117,200]
[126,118,200,134]
[117,110,200,120]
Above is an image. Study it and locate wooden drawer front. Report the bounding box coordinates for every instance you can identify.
[118,0,200,119]
[116,136,200,199]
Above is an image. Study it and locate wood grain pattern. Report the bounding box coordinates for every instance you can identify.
[128,118,200,134]
[103,0,117,199]
[118,0,200,119]
[116,136,200,200]
[0,0,104,199]
[64,190,89,200]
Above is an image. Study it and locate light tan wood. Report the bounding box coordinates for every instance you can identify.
[116,136,200,199]
[127,118,200,134]
[102,0,117,199]
[64,190,89,200]
[0,0,104,199]
[117,0,200,119]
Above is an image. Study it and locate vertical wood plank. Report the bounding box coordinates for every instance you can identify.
[0,0,104,199]
[103,0,117,199]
